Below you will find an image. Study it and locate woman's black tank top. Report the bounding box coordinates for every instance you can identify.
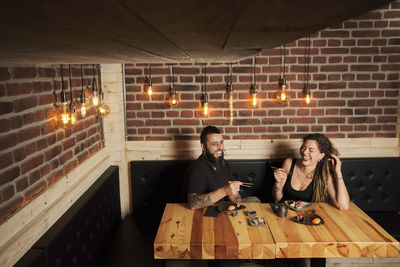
[283,159,314,202]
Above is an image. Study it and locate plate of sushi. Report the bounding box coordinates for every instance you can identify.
[284,200,312,211]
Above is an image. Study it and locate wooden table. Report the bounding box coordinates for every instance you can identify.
[154,203,399,260]
[154,203,275,259]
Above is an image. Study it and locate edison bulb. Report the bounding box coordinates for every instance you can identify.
[92,90,99,106]
[171,95,177,106]
[70,112,77,126]
[61,104,70,128]
[147,85,153,96]
[252,93,257,107]
[99,103,111,117]
[202,102,208,116]
[81,104,87,118]
[305,94,311,104]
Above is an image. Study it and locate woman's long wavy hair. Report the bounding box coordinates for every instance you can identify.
[301,133,338,202]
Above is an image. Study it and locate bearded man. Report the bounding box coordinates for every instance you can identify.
[184,126,243,209]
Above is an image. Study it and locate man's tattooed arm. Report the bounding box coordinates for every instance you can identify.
[188,193,213,209]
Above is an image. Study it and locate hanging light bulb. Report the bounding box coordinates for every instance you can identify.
[146,78,153,96]
[303,35,312,105]
[200,93,209,116]
[69,101,77,126]
[80,65,87,117]
[56,65,70,128]
[60,89,70,128]
[92,65,99,106]
[168,65,178,107]
[170,87,177,106]
[145,64,153,96]
[68,64,77,127]
[200,64,209,116]
[278,77,288,102]
[304,85,311,104]
[98,90,111,117]
[251,84,258,107]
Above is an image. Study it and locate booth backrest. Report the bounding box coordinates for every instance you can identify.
[130,157,400,233]
[14,166,121,267]
[341,157,400,212]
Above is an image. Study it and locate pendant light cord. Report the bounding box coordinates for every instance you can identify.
[203,64,207,94]
[306,35,311,87]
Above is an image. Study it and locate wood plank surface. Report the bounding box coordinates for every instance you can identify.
[154,203,275,259]
[262,202,399,259]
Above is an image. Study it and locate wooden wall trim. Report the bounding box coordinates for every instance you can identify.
[126,138,400,161]
[0,150,111,267]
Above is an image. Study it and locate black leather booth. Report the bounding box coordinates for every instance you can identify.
[130,158,400,240]
[15,166,121,267]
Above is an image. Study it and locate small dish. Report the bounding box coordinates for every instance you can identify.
[248,217,266,226]
[217,203,246,212]
[291,213,324,226]
[284,200,312,211]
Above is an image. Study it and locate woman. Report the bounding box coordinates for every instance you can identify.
[272,133,349,210]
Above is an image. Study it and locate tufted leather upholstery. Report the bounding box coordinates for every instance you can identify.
[15,166,121,267]
[130,160,277,232]
[130,158,400,239]
[341,157,400,212]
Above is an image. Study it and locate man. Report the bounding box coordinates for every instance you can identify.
[184,126,243,209]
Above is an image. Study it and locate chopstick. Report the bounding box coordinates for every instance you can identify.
[240,182,253,188]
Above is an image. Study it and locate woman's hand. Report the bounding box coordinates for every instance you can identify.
[329,154,342,176]
[273,168,287,188]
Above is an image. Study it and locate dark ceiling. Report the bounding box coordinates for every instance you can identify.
[0,0,393,64]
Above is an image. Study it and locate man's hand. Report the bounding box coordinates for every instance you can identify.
[224,181,243,196]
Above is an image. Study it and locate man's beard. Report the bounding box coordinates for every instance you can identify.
[204,147,225,171]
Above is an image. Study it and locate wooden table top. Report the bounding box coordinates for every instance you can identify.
[154,203,275,259]
[154,202,399,260]
[263,202,399,259]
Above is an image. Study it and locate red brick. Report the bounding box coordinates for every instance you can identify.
[349,82,376,89]
[384,10,400,18]
[172,119,199,126]
[289,117,315,124]
[127,120,145,127]
[262,118,287,124]
[45,145,62,161]
[24,180,47,201]
[21,154,43,174]
[0,67,11,81]
[37,67,56,78]
[16,176,28,192]
[0,101,13,115]
[13,96,37,112]
[59,150,73,165]
[146,136,172,141]
[18,126,41,143]
[0,185,15,203]
[321,48,349,54]
[319,82,346,90]
[0,133,18,151]
[62,138,76,150]
[378,116,397,123]
[348,99,375,107]
[137,111,150,118]
[29,170,41,185]
[0,152,13,169]
[145,119,171,126]
[321,31,349,38]
[348,117,375,123]
[13,66,37,79]
[6,83,33,96]
[0,166,20,186]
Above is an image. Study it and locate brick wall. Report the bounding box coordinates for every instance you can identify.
[0,64,103,223]
[125,1,400,141]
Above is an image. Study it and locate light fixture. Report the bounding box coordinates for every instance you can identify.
[168,64,178,107]
[58,64,70,128]
[92,64,99,106]
[80,64,87,117]
[145,64,153,96]
[250,56,258,107]
[68,64,77,126]
[226,63,234,123]
[304,35,312,105]
[200,64,209,116]
[278,45,289,102]
[97,65,111,117]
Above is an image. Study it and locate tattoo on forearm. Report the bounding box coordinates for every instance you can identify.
[188,193,212,208]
